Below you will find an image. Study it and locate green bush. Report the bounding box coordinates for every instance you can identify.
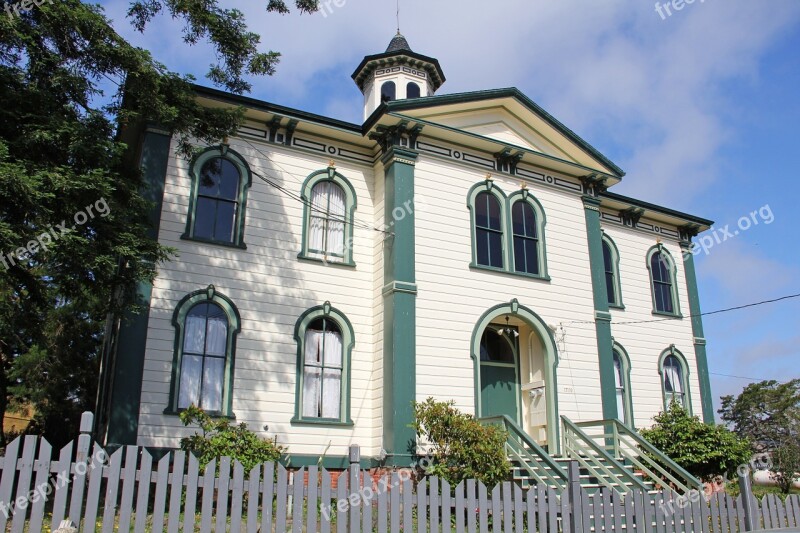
[639,402,752,483]
[411,398,511,487]
[179,405,285,472]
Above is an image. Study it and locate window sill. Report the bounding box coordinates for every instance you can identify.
[291,417,354,427]
[297,253,356,268]
[181,234,247,250]
[469,263,551,282]
[163,408,237,420]
[609,303,626,311]
[652,310,683,319]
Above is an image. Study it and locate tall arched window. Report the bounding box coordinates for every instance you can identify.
[612,345,634,427]
[293,303,355,425]
[602,235,623,308]
[406,82,421,99]
[184,147,252,248]
[474,192,504,268]
[167,286,241,417]
[381,81,396,102]
[509,191,549,279]
[647,246,681,316]
[659,347,691,413]
[299,168,357,266]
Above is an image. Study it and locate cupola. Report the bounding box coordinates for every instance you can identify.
[351,32,446,120]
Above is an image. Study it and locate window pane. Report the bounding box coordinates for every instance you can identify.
[199,158,240,200]
[184,313,207,354]
[205,316,228,356]
[606,272,616,304]
[178,354,203,409]
[193,198,217,240]
[513,236,526,272]
[202,357,224,412]
[381,81,396,102]
[603,242,613,272]
[321,369,342,418]
[477,229,490,266]
[480,329,515,363]
[524,238,539,274]
[303,367,321,417]
[512,202,536,238]
[212,201,236,242]
[406,82,421,99]
[488,231,503,268]
[487,196,502,231]
[475,193,489,228]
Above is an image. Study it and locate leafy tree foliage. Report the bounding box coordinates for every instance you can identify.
[179,405,285,473]
[720,380,800,493]
[640,402,752,483]
[0,0,317,444]
[411,398,511,487]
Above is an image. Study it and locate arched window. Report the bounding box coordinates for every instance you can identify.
[612,345,634,427]
[293,303,354,425]
[184,147,252,248]
[512,201,539,275]
[406,82,421,99]
[602,235,623,308]
[167,286,241,416]
[659,347,691,413]
[299,168,357,266]
[647,246,681,316]
[381,81,396,103]
[474,192,504,268]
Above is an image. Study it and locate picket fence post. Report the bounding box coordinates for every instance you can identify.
[567,460,583,533]
[739,470,758,531]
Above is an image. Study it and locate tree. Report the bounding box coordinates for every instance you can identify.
[411,398,511,487]
[720,380,800,493]
[639,402,752,483]
[0,0,319,444]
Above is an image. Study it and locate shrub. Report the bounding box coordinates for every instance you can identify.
[179,405,285,472]
[639,402,752,483]
[411,398,510,487]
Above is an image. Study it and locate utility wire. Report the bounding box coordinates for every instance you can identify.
[562,293,800,327]
[709,372,779,382]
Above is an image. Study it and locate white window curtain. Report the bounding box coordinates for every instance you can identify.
[309,183,328,251]
[303,330,323,417]
[327,185,346,256]
[205,317,227,356]
[664,360,684,406]
[179,354,202,409]
[322,330,343,419]
[179,310,228,411]
[613,355,626,422]
[183,315,206,354]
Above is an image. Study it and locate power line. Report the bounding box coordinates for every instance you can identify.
[563,293,800,327]
[709,372,776,382]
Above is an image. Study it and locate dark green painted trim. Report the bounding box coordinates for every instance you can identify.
[646,245,683,318]
[165,285,242,417]
[658,346,693,415]
[611,341,635,430]
[297,167,358,266]
[381,146,418,465]
[601,191,714,228]
[508,189,550,279]
[105,130,171,446]
[582,195,618,422]
[297,256,356,268]
[466,180,510,269]
[470,300,561,453]
[681,243,714,423]
[291,302,355,426]
[468,264,552,282]
[602,233,625,309]
[374,88,625,177]
[182,146,252,249]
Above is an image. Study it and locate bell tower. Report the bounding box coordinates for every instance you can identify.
[352,32,446,120]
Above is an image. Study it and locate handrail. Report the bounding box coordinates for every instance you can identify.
[561,416,650,495]
[575,419,703,494]
[478,415,568,490]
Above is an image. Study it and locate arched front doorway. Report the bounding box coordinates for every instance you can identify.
[471,299,560,452]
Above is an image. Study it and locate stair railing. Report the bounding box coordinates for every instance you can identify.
[478,415,568,490]
[561,416,650,495]
[573,418,703,494]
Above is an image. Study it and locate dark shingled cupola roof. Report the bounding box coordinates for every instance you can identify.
[386,32,412,53]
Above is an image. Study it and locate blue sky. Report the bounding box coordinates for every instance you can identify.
[97,0,800,417]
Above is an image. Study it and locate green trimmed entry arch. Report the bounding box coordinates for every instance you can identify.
[471,299,560,451]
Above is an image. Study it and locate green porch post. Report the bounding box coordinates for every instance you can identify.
[103,127,171,446]
[681,241,715,423]
[582,192,618,421]
[381,146,418,466]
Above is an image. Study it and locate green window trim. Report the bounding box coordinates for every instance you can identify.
[182,146,252,249]
[165,285,241,418]
[292,301,355,426]
[658,346,692,414]
[602,234,625,309]
[612,341,635,429]
[646,244,682,318]
[467,181,550,281]
[298,167,358,267]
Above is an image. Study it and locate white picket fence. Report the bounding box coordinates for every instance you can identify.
[1,412,799,532]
